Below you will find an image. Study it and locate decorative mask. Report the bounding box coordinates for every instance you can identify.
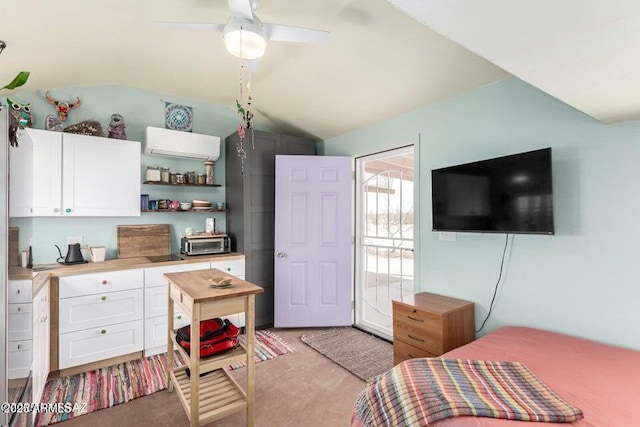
[44,90,81,121]
[6,97,34,128]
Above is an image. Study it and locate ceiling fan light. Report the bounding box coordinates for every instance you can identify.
[224,25,266,60]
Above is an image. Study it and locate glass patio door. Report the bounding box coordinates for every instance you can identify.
[355,146,415,340]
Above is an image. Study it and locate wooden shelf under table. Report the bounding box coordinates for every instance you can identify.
[171,366,247,425]
[171,330,248,373]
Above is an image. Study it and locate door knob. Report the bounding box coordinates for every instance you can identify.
[276,251,285,258]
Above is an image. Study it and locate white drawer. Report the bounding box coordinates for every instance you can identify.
[59,269,143,299]
[210,258,245,276]
[144,314,190,353]
[144,262,210,288]
[8,340,32,379]
[144,287,186,319]
[8,280,32,304]
[8,303,33,341]
[59,289,143,334]
[58,319,144,369]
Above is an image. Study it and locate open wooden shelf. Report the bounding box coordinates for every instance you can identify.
[171,330,248,373]
[171,366,247,425]
[141,209,229,213]
[143,181,221,187]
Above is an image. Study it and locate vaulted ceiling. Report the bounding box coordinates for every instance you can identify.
[3,1,637,142]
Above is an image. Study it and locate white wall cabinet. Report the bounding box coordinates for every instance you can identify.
[26,128,141,217]
[58,269,144,369]
[32,280,50,406]
[8,131,33,217]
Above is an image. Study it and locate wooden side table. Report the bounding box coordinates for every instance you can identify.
[164,268,263,427]
[392,292,475,365]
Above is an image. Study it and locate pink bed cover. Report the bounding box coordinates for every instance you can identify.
[355,326,640,427]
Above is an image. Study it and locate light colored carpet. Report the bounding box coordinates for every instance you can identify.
[301,327,393,381]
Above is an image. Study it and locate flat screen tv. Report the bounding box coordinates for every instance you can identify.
[431,148,554,234]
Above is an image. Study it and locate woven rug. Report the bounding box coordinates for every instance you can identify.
[36,330,293,426]
[301,327,392,382]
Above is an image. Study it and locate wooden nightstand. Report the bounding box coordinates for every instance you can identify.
[392,292,475,365]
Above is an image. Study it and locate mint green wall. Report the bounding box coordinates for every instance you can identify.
[11,85,244,263]
[320,78,640,351]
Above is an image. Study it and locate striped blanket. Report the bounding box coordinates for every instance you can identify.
[353,358,583,426]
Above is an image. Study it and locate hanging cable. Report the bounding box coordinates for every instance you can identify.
[475,233,511,333]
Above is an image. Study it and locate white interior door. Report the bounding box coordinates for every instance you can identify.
[274,155,353,327]
[355,146,415,340]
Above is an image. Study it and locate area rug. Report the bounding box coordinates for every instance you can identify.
[301,327,393,382]
[36,330,293,426]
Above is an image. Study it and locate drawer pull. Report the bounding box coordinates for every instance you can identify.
[101,329,107,335]
[17,306,21,312]
[407,315,424,323]
[101,279,108,285]
[17,344,21,350]
[17,288,21,294]
[101,295,107,301]
[407,334,425,343]
[177,315,182,320]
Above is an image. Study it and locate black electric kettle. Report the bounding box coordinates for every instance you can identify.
[55,243,88,265]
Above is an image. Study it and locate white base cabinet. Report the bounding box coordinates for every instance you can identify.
[32,281,50,405]
[7,280,33,379]
[142,258,246,357]
[58,269,144,369]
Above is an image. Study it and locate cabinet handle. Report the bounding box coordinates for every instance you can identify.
[101,295,107,301]
[17,288,20,294]
[407,334,425,342]
[17,306,21,312]
[177,315,182,320]
[407,315,424,323]
[101,329,107,335]
[65,208,71,213]
[17,344,21,350]
[101,280,108,285]
[53,208,60,213]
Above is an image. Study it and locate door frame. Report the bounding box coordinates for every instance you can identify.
[354,144,418,340]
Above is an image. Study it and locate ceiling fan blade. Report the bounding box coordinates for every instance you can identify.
[264,23,329,44]
[228,0,254,20]
[156,22,225,32]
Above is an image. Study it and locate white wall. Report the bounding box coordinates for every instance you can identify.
[319,78,640,351]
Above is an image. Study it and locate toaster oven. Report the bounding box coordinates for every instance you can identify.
[180,235,230,256]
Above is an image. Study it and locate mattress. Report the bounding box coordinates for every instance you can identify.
[354,326,640,427]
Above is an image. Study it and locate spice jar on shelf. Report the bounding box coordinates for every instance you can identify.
[146,166,160,182]
[204,161,214,185]
[160,167,170,183]
[186,171,196,184]
[197,174,205,185]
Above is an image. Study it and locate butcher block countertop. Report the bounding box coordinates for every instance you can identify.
[12,253,245,297]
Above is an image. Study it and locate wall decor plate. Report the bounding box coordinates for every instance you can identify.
[165,102,193,132]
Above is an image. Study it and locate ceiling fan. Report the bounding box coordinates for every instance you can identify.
[157,0,329,60]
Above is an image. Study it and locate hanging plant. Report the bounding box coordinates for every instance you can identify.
[2,71,30,91]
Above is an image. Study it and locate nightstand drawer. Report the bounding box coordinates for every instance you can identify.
[393,301,443,355]
[393,339,437,365]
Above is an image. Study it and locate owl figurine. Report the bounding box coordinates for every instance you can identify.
[6,97,34,128]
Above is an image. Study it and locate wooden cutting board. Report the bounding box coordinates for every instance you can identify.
[117,224,172,258]
[8,227,19,267]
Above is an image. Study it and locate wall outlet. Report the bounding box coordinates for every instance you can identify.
[438,232,457,242]
[66,235,84,245]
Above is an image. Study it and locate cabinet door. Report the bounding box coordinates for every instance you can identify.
[62,133,140,216]
[9,128,33,217]
[31,128,63,216]
[32,282,50,404]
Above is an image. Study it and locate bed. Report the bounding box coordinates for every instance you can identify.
[352,326,640,427]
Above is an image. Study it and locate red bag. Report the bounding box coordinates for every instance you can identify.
[176,318,240,358]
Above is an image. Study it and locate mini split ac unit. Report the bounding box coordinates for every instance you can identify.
[144,126,220,161]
